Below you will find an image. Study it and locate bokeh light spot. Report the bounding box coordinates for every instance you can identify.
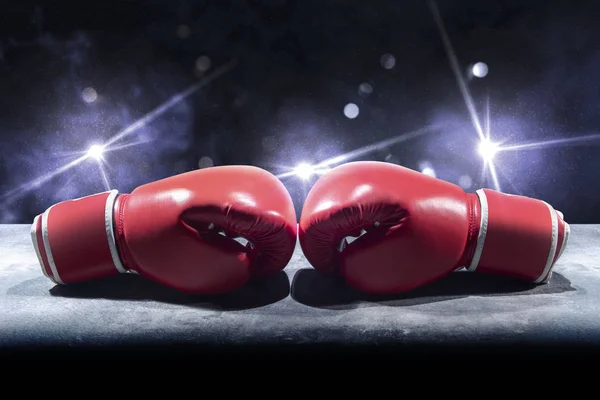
[344,103,360,119]
[471,62,489,78]
[198,156,214,169]
[177,24,191,39]
[380,53,396,69]
[195,56,212,73]
[358,82,374,97]
[82,87,97,103]
[458,174,473,189]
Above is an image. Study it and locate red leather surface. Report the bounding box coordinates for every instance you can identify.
[116,165,297,295]
[299,161,471,294]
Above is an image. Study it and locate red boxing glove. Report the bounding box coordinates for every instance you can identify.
[31,165,297,294]
[299,161,569,295]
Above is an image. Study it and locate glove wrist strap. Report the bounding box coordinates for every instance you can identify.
[464,189,569,283]
[30,189,128,285]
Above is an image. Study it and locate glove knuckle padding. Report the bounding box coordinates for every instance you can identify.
[300,162,470,294]
[123,166,297,294]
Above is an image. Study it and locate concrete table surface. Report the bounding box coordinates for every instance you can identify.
[0,224,599,358]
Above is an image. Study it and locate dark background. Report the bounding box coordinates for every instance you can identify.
[0,0,599,224]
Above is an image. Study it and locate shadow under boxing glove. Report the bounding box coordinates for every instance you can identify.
[31,165,298,294]
[299,161,569,295]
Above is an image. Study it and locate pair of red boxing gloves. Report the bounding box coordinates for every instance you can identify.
[31,161,569,295]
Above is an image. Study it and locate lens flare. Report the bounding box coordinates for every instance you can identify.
[86,144,105,160]
[294,163,316,180]
[478,139,500,161]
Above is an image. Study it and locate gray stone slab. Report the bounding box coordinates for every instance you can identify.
[0,224,598,347]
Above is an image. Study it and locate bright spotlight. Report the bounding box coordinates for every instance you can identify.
[422,167,436,177]
[87,144,105,161]
[478,139,499,161]
[294,163,315,181]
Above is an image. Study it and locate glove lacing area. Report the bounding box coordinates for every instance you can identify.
[206,222,255,248]
[180,204,296,277]
[337,221,380,252]
[301,203,407,275]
